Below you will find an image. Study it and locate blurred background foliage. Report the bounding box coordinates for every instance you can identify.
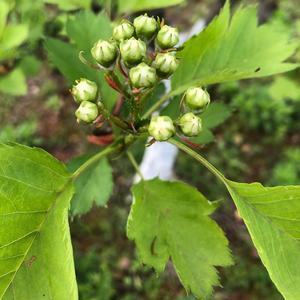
[0,0,299,299]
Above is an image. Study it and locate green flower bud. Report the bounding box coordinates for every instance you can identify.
[179,112,202,137]
[129,62,157,88]
[71,78,97,103]
[120,37,146,65]
[185,87,210,110]
[156,25,179,49]
[133,14,158,39]
[153,52,179,77]
[113,20,135,42]
[148,115,175,141]
[75,101,99,123]
[91,39,118,68]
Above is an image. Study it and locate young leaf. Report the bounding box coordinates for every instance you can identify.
[226,180,300,300]
[68,155,113,215]
[0,68,27,96]
[127,179,232,299]
[66,11,112,53]
[172,1,299,96]
[45,11,117,110]
[118,0,185,14]
[0,143,77,299]
[0,2,9,37]
[43,0,91,10]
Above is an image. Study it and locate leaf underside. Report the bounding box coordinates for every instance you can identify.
[0,143,77,300]
[172,1,299,95]
[127,179,232,299]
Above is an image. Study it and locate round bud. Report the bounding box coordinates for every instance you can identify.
[179,113,202,137]
[120,37,146,65]
[133,14,158,39]
[156,25,179,49]
[129,62,157,88]
[113,20,135,42]
[153,52,179,77]
[91,39,118,68]
[185,87,210,110]
[71,78,97,103]
[75,101,99,123]
[148,116,175,141]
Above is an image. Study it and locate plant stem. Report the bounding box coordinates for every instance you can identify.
[72,142,122,180]
[168,138,226,184]
[142,92,171,119]
[126,151,144,180]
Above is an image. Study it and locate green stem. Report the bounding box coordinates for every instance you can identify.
[168,138,226,184]
[126,151,144,180]
[142,92,171,119]
[72,142,122,180]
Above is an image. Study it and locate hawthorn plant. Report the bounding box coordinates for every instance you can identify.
[0,2,299,299]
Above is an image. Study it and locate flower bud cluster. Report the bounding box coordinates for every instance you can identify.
[148,88,211,141]
[89,14,180,87]
[71,78,99,123]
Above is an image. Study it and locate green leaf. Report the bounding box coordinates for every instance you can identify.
[66,11,112,53]
[172,1,299,96]
[0,2,9,38]
[226,180,300,300]
[127,179,232,299]
[0,68,27,96]
[45,11,117,110]
[268,76,300,101]
[19,55,41,77]
[118,0,185,14]
[201,103,232,129]
[0,24,28,61]
[44,0,91,10]
[0,143,77,299]
[68,155,113,215]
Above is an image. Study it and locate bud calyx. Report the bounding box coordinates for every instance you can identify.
[113,20,134,42]
[156,25,179,49]
[120,37,147,66]
[75,101,99,123]
[71,78,97,103]
[185,87,210,110]
[129,62,157,88]
[179,112,202,136]
[148,115,175,141]
[133,14,158,39]
[153,52,179,77]
[91,39,118,68]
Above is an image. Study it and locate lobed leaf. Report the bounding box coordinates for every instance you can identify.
[0,143,77,299]
[172,1,299,96]
[127,179,232,299]
[226,180,300,300]
[68,155,113,215]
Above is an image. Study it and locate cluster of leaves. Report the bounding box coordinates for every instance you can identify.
[0,1,299,300]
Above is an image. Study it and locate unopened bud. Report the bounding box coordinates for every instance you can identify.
[148,115,175,141]
[75,101,99,123]
[120,37,146,65]
[71,79,97,103]
[113,20,135,42]
[185,87,210,110]
[133,14,158,39]
[153,52,179,77]
[91,39,118,68]
[156,25,179,49]
[129,62,157,88]
[179,113,202,136]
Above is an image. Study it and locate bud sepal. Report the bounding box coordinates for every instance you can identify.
[113,20,135,42]
[179,112,202,137]
[129,62,157,88]
[148,115,175,141]
[156,25,179,49]
[71,78,98,103]
[133,14,158,40]
[75,101,99,123]
[185,87,210,110]
[120,37,147,66]
[153,52,179,78]
[91,39,118,68]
